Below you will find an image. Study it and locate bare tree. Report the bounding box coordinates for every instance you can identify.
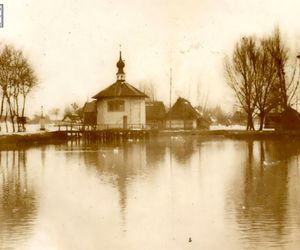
[264,27,298,110]
[253,28,299,130]
[49,108,60,121]
[19,64,37,131]
[0,44,37,132]
[139,81,156,101]
[71,102,79,112]
[253,38,278,130]
[0,45,17,132]
[224,37,257,130]
[225,28,299,130]
[63,102,81,117]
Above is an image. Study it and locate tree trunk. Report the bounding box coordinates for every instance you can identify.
[250,118,255,130]
[247,112,255,130]
[0,93,4,132]
[21,95,27,131]
[8,102,15,132]
[5,94,15,132]
[4,108,8,133]
[15,96,20,132]
[258,112,265,131]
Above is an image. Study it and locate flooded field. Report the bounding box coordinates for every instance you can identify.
[1,137,300,249]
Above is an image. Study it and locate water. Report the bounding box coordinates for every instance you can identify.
[1,137,300,249]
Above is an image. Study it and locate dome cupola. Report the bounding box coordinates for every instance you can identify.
[116,51,125,81]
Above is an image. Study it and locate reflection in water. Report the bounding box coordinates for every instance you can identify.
[82,142,147,228]
[229,140,300,249]
[170,136,197,164]
[0,150,37,250]
[1,139,300,249]
[146,139,166,166]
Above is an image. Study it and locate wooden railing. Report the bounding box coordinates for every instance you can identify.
[55,123,150,131]
[96,123,150,130]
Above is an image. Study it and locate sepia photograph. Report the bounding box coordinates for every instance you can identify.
[1,0,300,249]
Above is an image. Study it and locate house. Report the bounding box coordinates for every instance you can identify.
[83,100,97,125]
[194,106,212,129]
[62,114,82,124]
[92,52,148,130]
[196,116,212,129]
[279,107,300,130]
[146,101,166,129]
[264,112,281,129]
[165,97,200,129]
[265,107,300,130]
[277,107,300,130]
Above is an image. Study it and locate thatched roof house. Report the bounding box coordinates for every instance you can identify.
[62,114,82,124]
[265,107,300,130]
[146,101,166,129]
[278,107,300,130]
[165,97,200,129]
[83,101,97,125]
[83,100,97,112]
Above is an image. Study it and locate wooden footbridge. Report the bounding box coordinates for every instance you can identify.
[56,123,151,143]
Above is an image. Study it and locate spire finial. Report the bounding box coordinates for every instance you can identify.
[119,44,122,58]
[116,49,125,81]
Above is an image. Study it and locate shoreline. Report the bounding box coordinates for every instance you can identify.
[1,129,300,146]
[155,129,300,140]
[0,131,68,149]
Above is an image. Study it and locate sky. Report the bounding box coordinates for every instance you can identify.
[1,0,300,116]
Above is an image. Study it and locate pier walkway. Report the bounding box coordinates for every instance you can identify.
[55,123,151,142]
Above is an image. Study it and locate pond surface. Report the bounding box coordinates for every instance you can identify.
[1,137,300,249]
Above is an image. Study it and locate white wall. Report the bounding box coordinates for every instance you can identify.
[96,98,146,129]
[165,120,197,129]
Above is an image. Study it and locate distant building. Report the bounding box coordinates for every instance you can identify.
[62,114,82,124]
[266,107,300,130]
[165,97,200,129]
[264,112,281,129]
[194,106,212,129]
[83,100,97,126]
[196,116,211,129]
[92,52,148,130]
[146,101,166,129]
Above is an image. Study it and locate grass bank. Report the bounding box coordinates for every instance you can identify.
[155,129,300,140]
[1,130,300,150]
[0,131,68,149]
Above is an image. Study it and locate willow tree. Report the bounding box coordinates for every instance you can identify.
[253,37,278,130]
[17,56,37,131]
[225,28,299,130]
[264,28,298,110]
[0,46,15,131]
[225,37,258,130]
[0,44,37,132]
[253,28,298,130]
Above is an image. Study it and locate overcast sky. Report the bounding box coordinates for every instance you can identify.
[1,0,300,116]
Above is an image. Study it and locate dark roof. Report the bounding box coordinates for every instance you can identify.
[146,101,166,120]
[280,107,300,120]
[83,101,97,113]
[266,107,300,130]
[62,114,82,122]
[165,97,200,120]
[92,81,148,99]
[279,107,300,130]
